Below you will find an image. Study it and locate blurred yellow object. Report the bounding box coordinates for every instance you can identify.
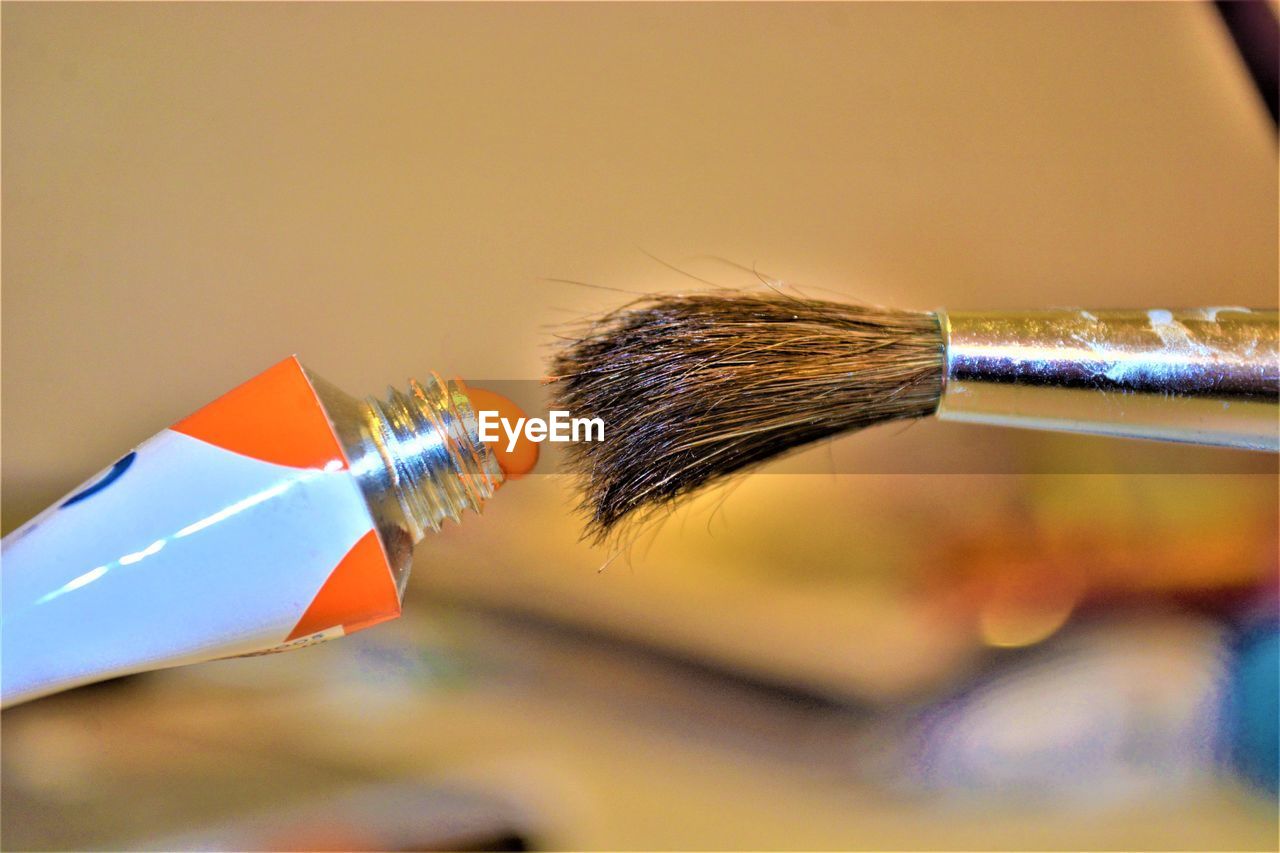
[979,589,1078,649]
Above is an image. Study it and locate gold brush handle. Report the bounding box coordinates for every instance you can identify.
[936,308,1279,451]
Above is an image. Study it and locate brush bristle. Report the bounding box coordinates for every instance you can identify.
[548,291,945,540]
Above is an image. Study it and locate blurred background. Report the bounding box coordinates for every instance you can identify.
[2,2,1277,850]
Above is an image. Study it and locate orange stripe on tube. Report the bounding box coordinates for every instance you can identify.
[172,356,348,471]
[286,530,401,641]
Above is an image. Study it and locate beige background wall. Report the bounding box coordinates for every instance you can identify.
[4,0,1277,704]
[3,1,1274,521]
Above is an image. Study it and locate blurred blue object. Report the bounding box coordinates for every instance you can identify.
[888,612,1231,803]
[1222,618,1279,795]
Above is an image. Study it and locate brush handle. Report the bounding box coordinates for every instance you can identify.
[936,309,1279,451]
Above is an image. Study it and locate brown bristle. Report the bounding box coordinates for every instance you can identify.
[548,291,946,541]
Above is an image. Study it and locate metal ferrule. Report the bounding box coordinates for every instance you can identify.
[307,371,503,594]
[936,308,1279,451]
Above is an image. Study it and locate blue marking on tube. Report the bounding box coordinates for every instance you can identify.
[60,451,137,508]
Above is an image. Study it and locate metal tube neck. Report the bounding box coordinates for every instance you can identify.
[363,376,503,542]
[305,369,503,597]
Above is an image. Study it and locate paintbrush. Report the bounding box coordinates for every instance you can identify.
[548,293,1278,538]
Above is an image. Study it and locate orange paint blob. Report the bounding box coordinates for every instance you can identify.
[465,386,540,479]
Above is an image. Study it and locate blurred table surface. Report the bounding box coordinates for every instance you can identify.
[3,606,1276,851]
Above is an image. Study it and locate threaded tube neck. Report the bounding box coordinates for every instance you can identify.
[364,375,503,541]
